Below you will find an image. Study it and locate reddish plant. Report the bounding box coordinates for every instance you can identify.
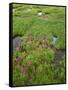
[27,61,32,66]
[15,56,21,64]
[20,64,28,74]
[16,47,20,51]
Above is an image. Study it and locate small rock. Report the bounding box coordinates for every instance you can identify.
[38,12,42,16]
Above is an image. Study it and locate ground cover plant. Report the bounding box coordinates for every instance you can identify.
[12,4,66,86]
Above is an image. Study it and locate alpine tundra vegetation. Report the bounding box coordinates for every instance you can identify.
[12,4,66,86]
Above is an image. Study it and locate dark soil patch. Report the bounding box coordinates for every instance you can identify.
[53,48,65,64]
[13,34,22,38]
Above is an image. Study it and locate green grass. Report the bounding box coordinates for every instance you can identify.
[13,5,65,49]
[12,4,66,86]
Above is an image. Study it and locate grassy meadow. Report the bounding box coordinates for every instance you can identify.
[12,4,66,86]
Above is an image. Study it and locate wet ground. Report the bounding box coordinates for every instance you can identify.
[54,49,65,64]
[13,36,21,49]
